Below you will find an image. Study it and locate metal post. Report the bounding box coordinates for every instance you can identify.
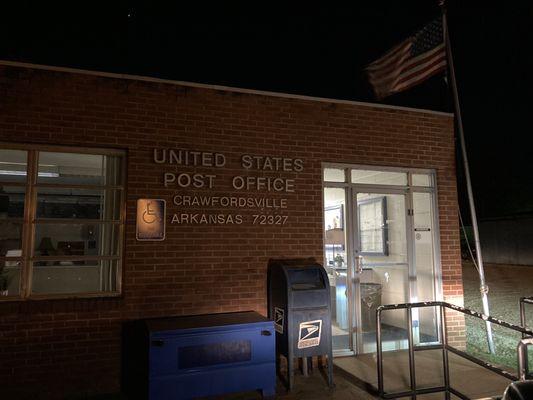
[517,338,533,380]
[288,320,294,391]
[407,306,417,399]
[301,357,308,377]
[288,354,294,390]
[442,5,495,354]
[440,305,451,400]
[327,347,334,387]
[520,298,527,339]
[376,307,384,396]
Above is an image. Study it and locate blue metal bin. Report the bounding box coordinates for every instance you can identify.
[122,311,276,399]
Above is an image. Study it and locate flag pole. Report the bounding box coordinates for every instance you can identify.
[441,1,495,354]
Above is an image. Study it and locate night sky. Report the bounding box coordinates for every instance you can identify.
[1,1,532,220]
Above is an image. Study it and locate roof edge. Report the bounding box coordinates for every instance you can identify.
[0,59,454,118]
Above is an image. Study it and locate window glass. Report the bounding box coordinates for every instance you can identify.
[36,188,121,220]
[358,196,387,256]
[412,173,432,187]
[1,261,21,297]
[323,187,349,351]
[413,192,438,343]
[0,186,26,218]
[357,192,409,354]
[0,149,27,183]
[0,154,25,297]
[31,259,118,294]
[34,223,120,258]
[357,193,408,263]
[37,152,107,185]
[0,220,23,257]
[323,168,345,182]
[33,150,124,297]
[351,169,407,186]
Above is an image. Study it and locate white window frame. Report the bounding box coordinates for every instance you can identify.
[0,143,126,300]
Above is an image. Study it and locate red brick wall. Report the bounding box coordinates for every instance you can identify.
[0,64,461,398]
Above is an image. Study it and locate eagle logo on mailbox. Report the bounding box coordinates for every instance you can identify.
[274,307,284,334]
[297,320,322,349]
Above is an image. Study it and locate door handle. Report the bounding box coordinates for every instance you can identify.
[355,255,364,274]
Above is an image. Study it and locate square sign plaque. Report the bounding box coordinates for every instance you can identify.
[136,199,166,241]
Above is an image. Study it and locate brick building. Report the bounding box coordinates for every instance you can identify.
[0,61,463,398]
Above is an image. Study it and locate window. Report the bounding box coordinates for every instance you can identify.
[351,169,407,186]
[358,196,388,256]
[0,145,126,299]
[411,173,433,187]
[323,168,345,183]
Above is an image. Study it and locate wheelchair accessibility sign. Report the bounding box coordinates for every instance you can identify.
[297,320,322,349]
[136,199,166,241]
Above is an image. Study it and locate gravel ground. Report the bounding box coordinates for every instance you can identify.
[462,261,533,372]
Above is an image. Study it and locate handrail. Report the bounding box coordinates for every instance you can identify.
[517,338,533,381]
[376,301,533,399]
[519,297,533,339]
[518,297,533,382]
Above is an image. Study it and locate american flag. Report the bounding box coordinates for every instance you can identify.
[366,18,447,99]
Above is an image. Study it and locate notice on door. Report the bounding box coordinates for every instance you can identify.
[297,320,322,349]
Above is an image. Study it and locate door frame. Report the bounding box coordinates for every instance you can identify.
[322,163,443,357]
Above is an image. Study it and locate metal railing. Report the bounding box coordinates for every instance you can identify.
[376,301,533,400]
[519,297,533,339]
[518,297,533,381]
[517,338,533,381]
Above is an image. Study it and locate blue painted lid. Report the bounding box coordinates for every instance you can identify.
[144,311,271,334]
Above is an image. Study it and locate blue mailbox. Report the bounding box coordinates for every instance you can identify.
[267,258,333,390]
[122,311,276,399]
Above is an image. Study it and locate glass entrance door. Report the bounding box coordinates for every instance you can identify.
[323,166,441,356]
[354,192,410,354]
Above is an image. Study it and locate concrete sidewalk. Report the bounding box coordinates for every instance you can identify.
[334,350,510,399]
[204,368,378,400]
[90,348,513,399]
[85,366,378,400]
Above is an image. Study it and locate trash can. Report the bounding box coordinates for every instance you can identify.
[267,258,333,390]
[360,283,382,333]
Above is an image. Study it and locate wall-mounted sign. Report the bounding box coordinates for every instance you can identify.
[136,199,166,241]
[152,147,305,225]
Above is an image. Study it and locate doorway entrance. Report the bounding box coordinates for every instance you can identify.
[323,165,441,356]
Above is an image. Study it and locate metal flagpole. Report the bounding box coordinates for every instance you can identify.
[441,2,496,354]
